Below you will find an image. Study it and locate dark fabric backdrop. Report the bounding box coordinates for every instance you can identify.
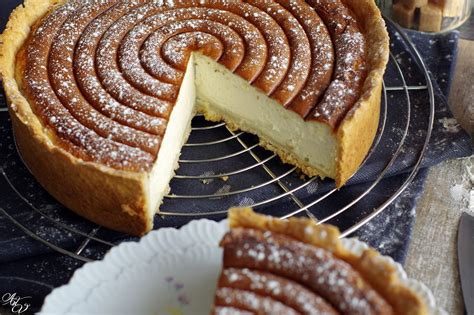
[0,1,472,312]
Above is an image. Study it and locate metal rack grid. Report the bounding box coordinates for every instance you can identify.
[0,18,435,263]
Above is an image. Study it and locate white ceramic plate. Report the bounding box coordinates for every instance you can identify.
[40,220,445,314]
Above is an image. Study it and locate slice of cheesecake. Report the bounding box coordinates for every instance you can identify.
[212,208,428,314]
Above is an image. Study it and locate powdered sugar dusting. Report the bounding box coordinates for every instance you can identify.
[23,0,368,170]
[220,268,337,314]
[215,287,298,314]
[223,229,392,313]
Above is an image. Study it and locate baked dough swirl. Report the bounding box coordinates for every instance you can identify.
[212,208,429,315]
[19,0,366,172]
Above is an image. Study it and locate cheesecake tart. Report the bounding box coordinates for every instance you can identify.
[213,208,427,315]
[0,0,389,235]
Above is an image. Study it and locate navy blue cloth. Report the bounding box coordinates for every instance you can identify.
[0,1,472,311]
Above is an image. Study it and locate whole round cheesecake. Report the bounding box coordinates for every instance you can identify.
[0,0,389,235]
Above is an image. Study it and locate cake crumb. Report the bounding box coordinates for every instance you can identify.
[439,117,461,133]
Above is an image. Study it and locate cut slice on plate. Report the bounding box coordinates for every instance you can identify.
[39,208,442,314]
[213,208,428,315]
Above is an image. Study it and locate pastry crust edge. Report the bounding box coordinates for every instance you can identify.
[336,0,390,187]
[228,208,428,315]
[0,0,153,236]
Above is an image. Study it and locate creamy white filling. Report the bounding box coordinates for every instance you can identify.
[148,53,337,214]
[147,55,196,215]
[194,54,337,178]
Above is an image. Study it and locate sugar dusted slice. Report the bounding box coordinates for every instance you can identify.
[211,208,428,314]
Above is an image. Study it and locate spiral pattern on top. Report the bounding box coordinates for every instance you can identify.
[22,0,367,172]
[215,228,394,314]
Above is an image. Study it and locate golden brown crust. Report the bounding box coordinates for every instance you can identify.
[228,208,343,253]
[0,0,152,236]
[335,0,390,186]
[228,208,428,315]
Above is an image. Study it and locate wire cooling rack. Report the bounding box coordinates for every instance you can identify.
[0,18,435,263]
